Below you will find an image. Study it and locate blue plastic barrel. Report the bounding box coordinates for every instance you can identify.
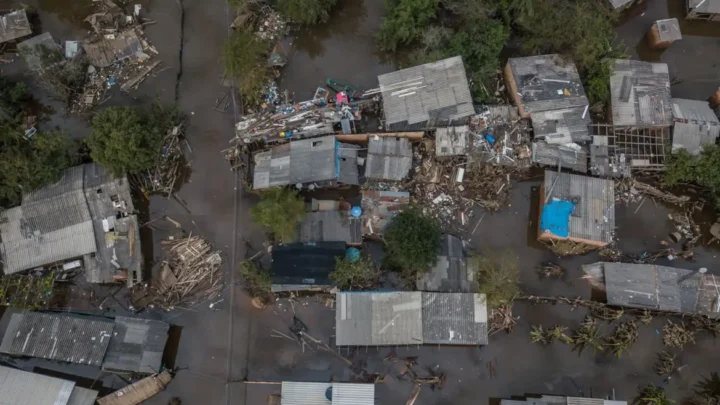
[346,247,360,263]
[350,206,362,217]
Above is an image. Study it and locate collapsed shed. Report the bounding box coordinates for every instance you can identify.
[365,136,413,181]
[435,125,470,157]
[0,10,32,44]
[279,381,376,405]
[378,56,474,131]
[610,59,673,128]
[671,98,720,155]
[82,29,142,68]
[538,170,615,247]
[0,365,99,405]
[687,0,720,21]
[97,370,173,405]
[335,291,488,346]
[582,262,720,318]
[417,234,477,293]
[271,242,346,292]
[299,211,362,246]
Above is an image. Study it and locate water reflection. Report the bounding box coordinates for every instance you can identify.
[292,0,368,59]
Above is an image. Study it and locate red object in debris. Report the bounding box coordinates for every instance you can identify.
[336,91,349,104]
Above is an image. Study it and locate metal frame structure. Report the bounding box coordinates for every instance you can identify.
[589,124,670,170]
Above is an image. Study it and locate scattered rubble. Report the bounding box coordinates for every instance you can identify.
[132,123,188,197]
[467,105,531,167]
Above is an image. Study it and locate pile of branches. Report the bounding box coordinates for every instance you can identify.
[604,320,639,358]
[654,352,675,376]
[530,325,573,345]
[132,124,187,197]
[489,306,517,335]
[573,317,604,354]
[537,262,565,279]
[384,355,445,405]
[616,178,694,208]
[663,320,695,349]
[543,238,598,257]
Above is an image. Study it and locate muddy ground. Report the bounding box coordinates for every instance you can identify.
[0,0,719,404]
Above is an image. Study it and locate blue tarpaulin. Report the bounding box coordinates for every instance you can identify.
[540,200,575,238]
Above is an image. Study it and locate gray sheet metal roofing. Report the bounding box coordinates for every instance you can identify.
[365,137,413,181]
[689,0,720,13]
[531,142,588,173]
[608,0,634,8]
[0,365,98,405]
[422,292,488,345]
[671,98,720,155]
[435,125,470,156]
[299,211,362,245]
[531,106,591,144]
[507,54,588,113]
[378,56,474,131]
[417,234,476,293]
[253,136,343,189]
[0,312,114,366]
[0,10,31,44]
[102,317,170,374]
[280,381,376,405]
[502,396,626,405]
[656,19,682,42]
[610,59,673,127]
[543,170,615,244]
[67,387,99,405]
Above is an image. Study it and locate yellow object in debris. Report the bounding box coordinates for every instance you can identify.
[280,131,286,137]
[563,88,571,96]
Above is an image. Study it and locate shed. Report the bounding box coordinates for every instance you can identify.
[299,211,362,246]
[671,98,720,155]
[504,55,588,118]
[687,0,720,21]
[365,137,412,181]
[336,291,423,346]
[360,190,410,236]
[435,125,469,157]
[0,312,114,366]
[531,106,591,144]
[417,234,477,292]
[538,171,615,247]
[280,381,375,405]
[422,292,488,345]
[610,59,673,127]
[531,142,588,173]
[378,56,474,131]
[647,19,682,49]
[97,370,173,405]
[0,10,32,44]
[0,365,98,405]
[582,262,720,318]
[102,317,170,374]
[271,242,346,292]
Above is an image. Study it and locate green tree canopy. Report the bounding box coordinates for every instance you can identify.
[330,257,379,290]
[0,76,29,119]
[383,207,441,274]
[86,106,165,177]
[377,0,439,51]
[222,29,270,107]
[472,249,520,309]
[664,146,720,208]
[277,0,337,25]
[250,188,306,243]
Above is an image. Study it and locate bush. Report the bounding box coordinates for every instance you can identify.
[250,188,305,242]
[665,146,720,208]
[222,29,270,107]
[330,257,379,290]
[377,0,439,51]
[239,260,272,302]
[277,0,337,25]
[0,77,29,119]
[472,249,520,309]
[21,45,87,103]
[383,208,441,275]
[86,106,167,176]
[634,385,674,405]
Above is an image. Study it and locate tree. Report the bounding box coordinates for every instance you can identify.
[239,260,272,303]
[21,44,87,103]
[0,76,29,119]
[664,146,720,208]
[688,373,720,405]
[222,29,270,107]
[472,249,520,309]
[377,0,439,51]
[383,208,441,275]
[330,257,379,290]
[634,385,674,405]
[250,188,305,243]
[277,0,337,25]
[86,106,165,176]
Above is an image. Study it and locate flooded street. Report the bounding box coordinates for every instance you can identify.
[0,0,719,403]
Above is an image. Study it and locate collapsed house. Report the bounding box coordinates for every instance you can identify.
[365,136,413,181]
[0,10,32,44]
[377,56,474,131]
[610,59,673,128]
[687,0,720,21]
[0,365,99,405]
[0,163,142,286]
[360,190,410,236]
[97,370,173,405]
[270,242,346,292]
[300,211,362,246]
[278,381,376,405]
[335,291,488,346]
[252,136,359,189]
[467,105,531,167]
[417,234,477,293]
[505,55,591,172]
[582,262,720,318]
[538,170,615,248]
[502,395,627,405]
[0,310,170,373]
[671,98,720,155]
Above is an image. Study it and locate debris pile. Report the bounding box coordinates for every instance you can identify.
[489,306,517,335]
[132,124,188,197]
[254,6,287,43]
[663,320,695,349]
[467,105,531,167]
[615,178,694,207]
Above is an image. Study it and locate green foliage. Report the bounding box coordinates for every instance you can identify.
[0,123,77,206]
[664,146,720,208]
[634,385,674,405]
[277,0,337,25]
[383,207,441,275]
[250,188,305,242]
[222,29,270,107]
[689,373,720,405]
[239,260,272,302]
[377,0,439,51]
[573,316,604,354]
[21,45,87,102]
[330,257,379,290]
[86,106,168,177]
[0,76,29,119]
[472,249,520,309]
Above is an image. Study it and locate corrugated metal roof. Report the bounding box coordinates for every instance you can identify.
[608,0,634,8]
[656,19,682,42]
[531,107,591,144]
[543,171,615,244]
[365,137,413,181]
[102,317,170,374]
[417,234,476,292]
[299,211,362,245]
[689,0,720,14]
[378,56,474,131]
[0,10,32,44]
[97,371,172,405]
[610,59,672,127]
[271,242,345,289]
[0,365,78,405]
[532,142,588,173]
[435,126,469,156]
[672,98,720,155]
[421,293,488,345]
[67,386,99,405]
[336,292,423,346]
[502,396,626,405]
[507,55,588,113]
[0,312,114,366]
[280,382,375,405]
[337,144,360,185]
